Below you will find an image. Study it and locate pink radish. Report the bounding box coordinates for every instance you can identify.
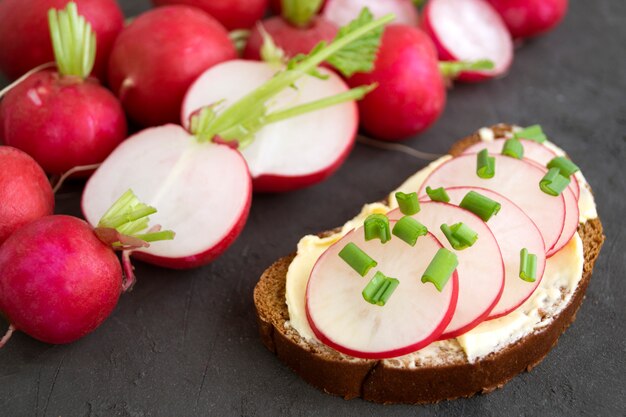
[244,0,338,61]
[420,154,566,254]
[487,0,568,39]
[271,0,328,14]
[107,6,236,127]
[0,3,127,175]
[442,187,546,319]
[323,0,419,27]
[152,0,269,30]
[421,0,513,82]
[0,147,54,245]
[0,191,174,346]
[548,185,578,256]
[388,202,504,339]
[0,0,123,82]
[307,226,458,359]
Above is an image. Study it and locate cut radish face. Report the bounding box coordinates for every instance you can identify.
[548,186,579,257]
[182,60,357,192]
[307,226,457,359]
[443,187,546,319]
[461,139,580,199]
[420,154,566,254]
[388,202,504,339]
[82,125,252,269]
[323,0,419,28]
[421,0,513,81]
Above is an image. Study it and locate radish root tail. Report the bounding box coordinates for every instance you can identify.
[357,135,444,161]
[51,163,102,194]
[0,324,16,348]
[0,62,56,99]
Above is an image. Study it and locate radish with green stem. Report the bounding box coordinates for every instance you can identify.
[323,0,419,27]
[0,3,127,176]
[0,147,54,246]
[0,190,174,347]
[0,0,123,82]
[244,0,338,61]
[151,0,269,30]
[107,6,236,127]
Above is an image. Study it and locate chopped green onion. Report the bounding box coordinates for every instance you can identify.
[459,191,501,222]
[395,191,420,215]
[547,156,580,177]
[501,138,524,159]
[514,125,547,143]
[362,271,399,306]
[540,167,571,196]
[422,248,458,292]
[425,186,450,203]
[476,149,495,179]
[392,216,428,246]
[519,248,538,282]
[338,242,377,276]
[364,213,391,243]
[440,222,478,250]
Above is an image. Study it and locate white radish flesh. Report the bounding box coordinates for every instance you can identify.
[323,0,419,28]
[307,228,457,359]
[388,202,504,338]
[548,186,579,257]
[443,187,546,319]
[181,60,357,190]
[82,124,251,269]
[420,154,566,254]
[423,0,513,79]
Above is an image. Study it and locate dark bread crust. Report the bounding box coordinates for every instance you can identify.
[253,125,605,404]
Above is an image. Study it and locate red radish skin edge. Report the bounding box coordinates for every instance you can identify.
[152,0,270,30]
[487,0,569,39]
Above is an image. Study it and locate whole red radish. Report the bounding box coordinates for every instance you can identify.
[151,0,269,30]
[421,0,513,82]
[0,147,54,245]
[323,0,419,27]
[486,0,568,39]
[108,6,236,127]
[0,3,127,175]
[244,0,338,61]
[0,0,123,82]
[347,25,446,141]
[0,191,174,346]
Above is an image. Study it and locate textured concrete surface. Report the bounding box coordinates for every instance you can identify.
[0,0,624,416]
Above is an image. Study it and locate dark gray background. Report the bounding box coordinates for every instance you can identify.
[1,1,624,416]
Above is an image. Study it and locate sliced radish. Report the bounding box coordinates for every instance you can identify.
[388,202,504,339]
[421,0,513,81]
[420,154,566,255]
[182,60,357,192]
[307,226,457,359]
[461,139,580,199]
[548,186,579,257]
[82,124,252,269]
[323,0,419,28]
[442,187,546,319]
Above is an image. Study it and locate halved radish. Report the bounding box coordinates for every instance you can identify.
[323,0,419,27]
[182,60,358,192]
[442,187,546,319]
[420,154,566,255]
[421,0,513,81]
[461,138,580,199]
[82,124,252,269]
[307,226,458,359]
[388,202,504,339]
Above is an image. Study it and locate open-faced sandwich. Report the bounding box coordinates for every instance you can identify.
[254,124,604,404]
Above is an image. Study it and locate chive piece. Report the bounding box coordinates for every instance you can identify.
[514,125,547,143]
[395,191,421,215]
[540,167,571,196]
[425,186,450,203]
[519,248,538,282]
[422,248,458,292]
[362,271,399,306]
[364,213,391,243]
[459,191,502,222]
[392,216,428,246]
[338,242,377,276]
[501,138,524,159]
[440,222,478,250]
[547,156,580,177]
[476,149,495,179]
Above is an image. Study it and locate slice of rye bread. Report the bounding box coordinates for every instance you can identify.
[253,124,605,404]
